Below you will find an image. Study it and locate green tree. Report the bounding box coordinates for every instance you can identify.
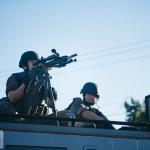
[124,98,146,123]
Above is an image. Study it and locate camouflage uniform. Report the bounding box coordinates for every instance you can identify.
[66,97,114,129]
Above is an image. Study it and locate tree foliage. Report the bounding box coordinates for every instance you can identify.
[124,98,146,123]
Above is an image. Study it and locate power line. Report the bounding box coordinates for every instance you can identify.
[79,39,150,57]
[53,53,150,76]
[0,45,149,76]
[0,39,150,75]
[1,52,150,78]
[79,45,150,62]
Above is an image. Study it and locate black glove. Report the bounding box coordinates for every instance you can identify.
[23,68,42,88]
[23,70,30,87]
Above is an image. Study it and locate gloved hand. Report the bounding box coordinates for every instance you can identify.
[28,67,39,78]
[23,70,31,87]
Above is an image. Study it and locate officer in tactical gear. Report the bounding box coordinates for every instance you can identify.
[66,82,114,129]
[0,51,57,115]
[0,51,39,114]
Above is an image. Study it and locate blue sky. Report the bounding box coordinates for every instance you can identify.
[0,0,150,121]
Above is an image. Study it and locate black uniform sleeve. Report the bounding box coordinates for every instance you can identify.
[6,75,19,95]
[91,108,115,129]
[92,108,108,120]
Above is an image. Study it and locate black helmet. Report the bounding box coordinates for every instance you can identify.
[80,82,99,98]
[19,51,39,68]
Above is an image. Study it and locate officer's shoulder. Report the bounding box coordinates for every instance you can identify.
[7,71,24,83]
[12,71,24,76]
[6,73,18,82]
[12,71,25,79]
